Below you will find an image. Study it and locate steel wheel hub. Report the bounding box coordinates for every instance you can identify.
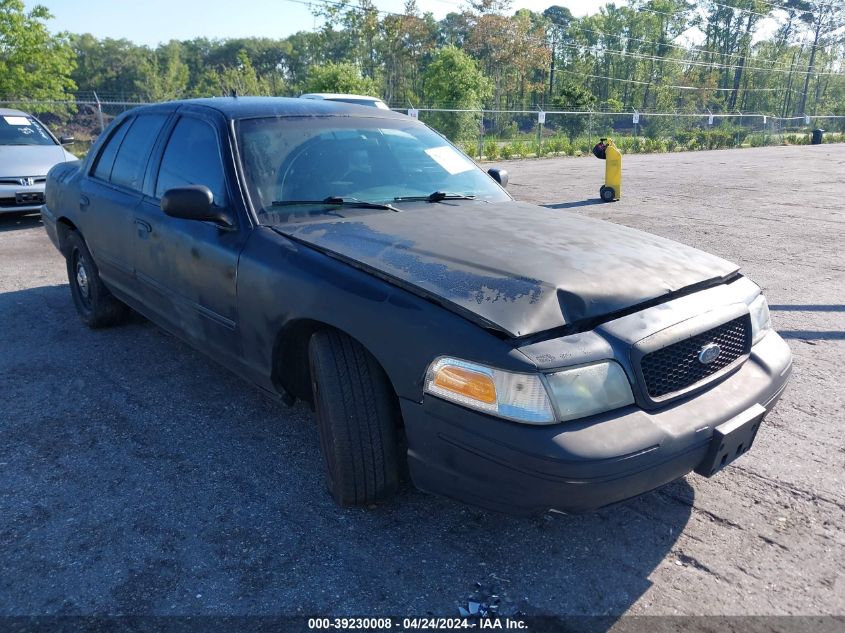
[76,260,90,299]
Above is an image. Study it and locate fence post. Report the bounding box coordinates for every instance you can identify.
[477,109,484,159]
[588,107,593,148]
[93,91,105,134]
[537,109,543,156]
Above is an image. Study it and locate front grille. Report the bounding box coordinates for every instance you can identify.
[0,176,46,185]
[640,314,751,398]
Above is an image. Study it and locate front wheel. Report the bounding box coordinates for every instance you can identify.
[308,329,400,507]
[600,185,616,202]
[65,231,129,328]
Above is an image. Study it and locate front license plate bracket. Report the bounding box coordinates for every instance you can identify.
[15,191,44,205]
[695,403,766,477]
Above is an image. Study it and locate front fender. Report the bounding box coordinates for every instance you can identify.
[235,227,531,401]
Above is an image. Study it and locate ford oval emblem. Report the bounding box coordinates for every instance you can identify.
[698,343,722,365]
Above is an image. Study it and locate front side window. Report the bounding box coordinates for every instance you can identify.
[236,116,509,224]
[110,114,168,191]
[0,114,56,146]
[155,117,227,205]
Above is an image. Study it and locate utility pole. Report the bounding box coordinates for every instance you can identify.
[548,32,556,100]
[798,11,824,116]
[781,49,798,118]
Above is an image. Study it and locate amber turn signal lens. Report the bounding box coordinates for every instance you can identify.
[431,365,497,404]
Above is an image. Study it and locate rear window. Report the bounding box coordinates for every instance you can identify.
[92,118,131,181]
[109,114,168,191]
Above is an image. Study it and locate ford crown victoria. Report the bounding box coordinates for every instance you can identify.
[42,98,792,514]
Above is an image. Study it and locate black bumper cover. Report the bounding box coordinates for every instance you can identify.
[401,331,792,515]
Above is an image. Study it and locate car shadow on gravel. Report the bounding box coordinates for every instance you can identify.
[0,284,692,620]
[543,199,605,210]
[0,213,42,233]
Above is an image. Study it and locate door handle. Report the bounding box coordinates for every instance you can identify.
[79,195,90,211]
[134,219,152,236]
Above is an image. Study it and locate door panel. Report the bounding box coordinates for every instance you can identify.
[80,113,169,297]
[79,178,140,294]
[132,115,246,360]
[133,200,244,359]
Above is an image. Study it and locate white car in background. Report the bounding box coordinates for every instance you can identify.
[0,108,77,217]
[299,93,390,110]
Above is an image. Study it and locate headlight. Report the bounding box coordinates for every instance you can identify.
[545,361,635,423]
[424,357,555,424]
[749,294,771,345]
[424,357,636,425]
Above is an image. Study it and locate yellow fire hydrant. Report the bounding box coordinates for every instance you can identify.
[592,138,622,202]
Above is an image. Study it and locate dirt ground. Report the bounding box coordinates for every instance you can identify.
[0,145,842,619]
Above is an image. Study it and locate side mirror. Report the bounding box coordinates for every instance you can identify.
[487,168,508,188]
[59,136,75,145]
[161,185,233,227]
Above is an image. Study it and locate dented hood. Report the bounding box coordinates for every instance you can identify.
[274,201,739,338]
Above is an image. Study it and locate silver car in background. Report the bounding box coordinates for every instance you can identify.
[0,108,77,216]
[299,93,390,109]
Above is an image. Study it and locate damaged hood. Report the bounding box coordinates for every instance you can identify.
[274,201,739,338]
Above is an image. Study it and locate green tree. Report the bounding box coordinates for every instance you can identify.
[551,80,596,139]
[70,34,148,99]
[193,50,276,97]
[422,45,491,141]
[0,0,76,101]
[136,41,189,101]
[380,1,437,107]
[302,61,379,95]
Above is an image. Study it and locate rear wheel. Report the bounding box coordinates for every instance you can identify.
[308,329,400,506]
[65,231,129,328]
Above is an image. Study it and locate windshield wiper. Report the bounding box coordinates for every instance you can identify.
[270,196,399,212]
[393,191,477,203]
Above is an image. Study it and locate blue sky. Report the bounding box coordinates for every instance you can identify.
[27,0,609,46]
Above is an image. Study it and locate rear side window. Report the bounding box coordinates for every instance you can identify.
[110,114,168,191]
[155,117,228,205]
[92,118,130,181]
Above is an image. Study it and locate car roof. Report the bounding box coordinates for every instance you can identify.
[127,97,406,121]
[300,93,385,102]
[0,108,32,117]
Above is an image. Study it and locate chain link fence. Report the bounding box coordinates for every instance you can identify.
[3,98,843,160]
[402,108,845,159]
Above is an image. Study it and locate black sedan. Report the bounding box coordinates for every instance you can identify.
[42,98,792,515]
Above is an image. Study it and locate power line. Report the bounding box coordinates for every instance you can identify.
[557,68,793,92]
[560,23,798,71]
[706,1,787,20]
[558,40,843,76]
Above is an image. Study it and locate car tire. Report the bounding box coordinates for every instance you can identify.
[600,186,616,202]
[65,231,129,328]
[308,329,400,506]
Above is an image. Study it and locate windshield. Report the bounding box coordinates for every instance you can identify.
[236,116,509,224]
[0,114,56,146]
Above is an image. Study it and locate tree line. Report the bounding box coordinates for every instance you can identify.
[2,0,843,139]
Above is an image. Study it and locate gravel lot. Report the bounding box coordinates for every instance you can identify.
[0,145,842,619]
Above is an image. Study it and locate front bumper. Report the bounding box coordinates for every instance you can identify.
[41,203,60,251]
[0,183,45,215]
[402,331,792,515]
